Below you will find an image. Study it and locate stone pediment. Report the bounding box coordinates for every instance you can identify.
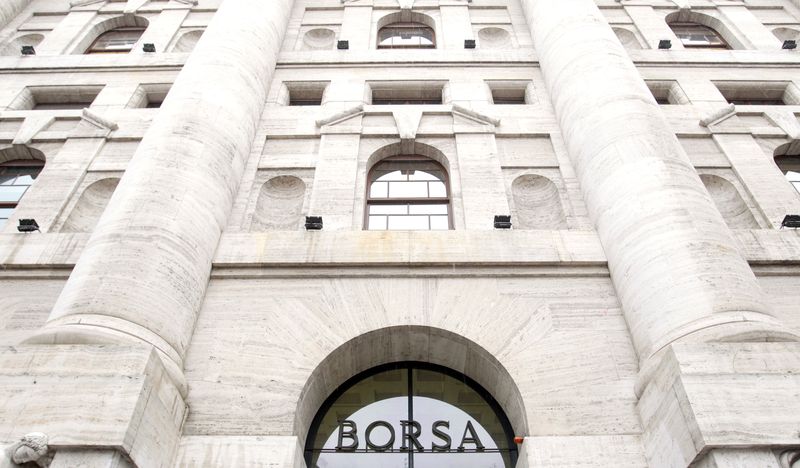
[316,104,499,136]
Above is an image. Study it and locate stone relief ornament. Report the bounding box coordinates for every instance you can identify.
[779,450,800,468]
[2,433,52,468]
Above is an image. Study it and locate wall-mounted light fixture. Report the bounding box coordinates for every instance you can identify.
[494,215,512,229]
[17,219,40,233]
[305,216,323,230]
[781,215,800,229]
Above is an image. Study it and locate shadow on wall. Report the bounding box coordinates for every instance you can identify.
[61,178,120,233]
[613,27,642,50]
[251,175,306,231]
[700,174,758,229]
[172,29,204,53]
[0,34,43,56]
[511,174,567,230]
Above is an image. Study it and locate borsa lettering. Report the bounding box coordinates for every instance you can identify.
[335,420,485,452]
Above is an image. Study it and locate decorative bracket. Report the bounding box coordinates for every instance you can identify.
[82,109,119,132]
[452,104,501,127]
[315,105,364,127]
[69,0,106,7]
[699,103,736,128]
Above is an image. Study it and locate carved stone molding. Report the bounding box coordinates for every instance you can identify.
[3,433,52,468]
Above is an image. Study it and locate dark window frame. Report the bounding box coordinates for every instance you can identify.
[669,22,730,49]
[377,22,436,49]
[364,155,452,231]
[86,27,146,54]
[0,159,45,229]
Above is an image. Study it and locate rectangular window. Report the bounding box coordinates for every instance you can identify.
[486,81,532,105]
[713,81,800,106]
[127,83,171,109]
[369,81,445,105]
[10,85,104,111]
[646,80,689,105]
[285,81,328,106]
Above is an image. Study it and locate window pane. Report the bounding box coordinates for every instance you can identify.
[368,215,387,230]
[409,170,440,181]
[0,175,16,185]
[388,215,429,230]
[89,28,144,53]
[785,170,800,182]
[430,216,449,230]
[389,181,428,198]
[370,205,408,215]
[0,185,27,203]
[370,181,388,198]
[408,204,448,215]
[0,207,12,218]
[378,23,435,48]
[13,175,35,185]
[0,218,5,230]
[429,181,447,198]
[375,170,407,182]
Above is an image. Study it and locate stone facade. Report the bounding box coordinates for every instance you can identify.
[0,0,799,467]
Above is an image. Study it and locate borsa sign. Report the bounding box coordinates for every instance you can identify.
[335,419,486,452]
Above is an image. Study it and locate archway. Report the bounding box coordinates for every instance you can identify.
[293,326,528,454]
[665,10,742,49]
[305,361,518,467]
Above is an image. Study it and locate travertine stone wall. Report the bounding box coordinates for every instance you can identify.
[521,0,798,374]
[27,0,295,385]
[0,0,31,31]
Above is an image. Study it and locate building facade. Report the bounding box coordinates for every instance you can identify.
[1,0,800,466]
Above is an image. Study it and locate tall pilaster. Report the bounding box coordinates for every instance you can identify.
[27,0,295,388]
[0,0,31,30]
[520,0,798,377]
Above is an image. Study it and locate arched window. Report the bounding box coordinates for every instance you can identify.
[366,156,450,231]
[775,153,800,194]
[669,22,729,49]
[86,27,145,54]
[378,22,435,49]
[0,160,44,229]
[305,362,518,468]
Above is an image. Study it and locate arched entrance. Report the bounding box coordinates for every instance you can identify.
[305,361,518,467]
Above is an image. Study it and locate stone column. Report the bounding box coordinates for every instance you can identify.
[519,0,797,380]
[27,0,295,388]
[0,0,31,30]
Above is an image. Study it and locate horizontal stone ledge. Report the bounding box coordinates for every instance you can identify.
[0,53,188,72]
[211,264,612,279]
[628,49,800,66]
[213,230,607,266]
[277,50,538,66]
[3,230,800,268]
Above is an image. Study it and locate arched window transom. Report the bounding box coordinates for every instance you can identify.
[87,27,145,54]
[305,362,518,468]
[378,22,435,49]
[775,154,800,193]
[669,22,729,49]
[0,160,44,229]
[366,156,450,231]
